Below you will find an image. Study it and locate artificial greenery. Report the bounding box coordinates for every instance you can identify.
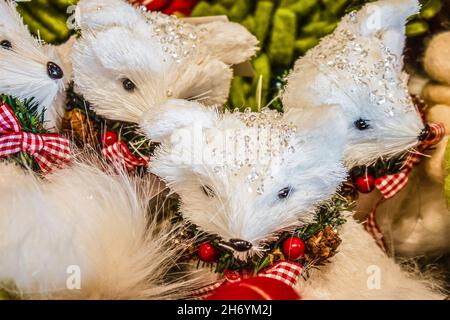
[63,83,156,167]
[16,0,77,44]
[0,95,49,172]
[173,194,351,276]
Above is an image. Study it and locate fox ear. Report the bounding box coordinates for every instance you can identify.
[75,0,143,32]
[140,99,218,143]
[197,21,259,65]
[356,0,420,58]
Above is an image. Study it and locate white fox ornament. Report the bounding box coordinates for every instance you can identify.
[282,0,427,168]
[281,0,448,262]
[72,0,258,124]
[144,100,443,299]
[0,0,69,130]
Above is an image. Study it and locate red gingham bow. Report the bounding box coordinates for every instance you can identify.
[192,261,303,299]
[101,140,149,171]
[0,103,70,173]
[374,122,445,199]
[366,122,445,252]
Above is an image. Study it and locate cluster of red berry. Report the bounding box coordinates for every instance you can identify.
[198,236,306,263]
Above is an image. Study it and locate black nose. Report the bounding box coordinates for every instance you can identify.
[47,61,64,80]
[418,125,430,141]
[228,239,253,252]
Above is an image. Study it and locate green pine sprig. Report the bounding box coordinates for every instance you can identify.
[0,95,49,171]
[174,193,352,276]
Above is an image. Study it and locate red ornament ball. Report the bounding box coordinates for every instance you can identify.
[162,0,198,15]
[282,237,305,261]
[101,131,118,147]
[355,175,375,193]
[143,0,170,11]
[198,242,217,263]
[206,277,301,300]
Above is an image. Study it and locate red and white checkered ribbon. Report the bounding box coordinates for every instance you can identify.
[101,141,149,171]
[0,102,70,173]
[374,122,445,199]
[364,209,388,252]
[366,122,445,252]
[192,261,303,299]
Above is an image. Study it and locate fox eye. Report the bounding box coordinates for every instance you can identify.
[278,187,293,200]
[0,40,12,50]
[201,185,216,198]
[122,78,136,92]
[354,119,370,130]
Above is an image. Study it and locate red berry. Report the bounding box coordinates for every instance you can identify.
[198,242,217,263]
[355,175,375,193]
[101,131,118,146]
[282,237,305,261]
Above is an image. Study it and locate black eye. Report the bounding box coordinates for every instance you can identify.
[122,78,136,92]
[278,187,292,200]
[354,119,370,130]
[1,40,12,50]
[201,185,216,198]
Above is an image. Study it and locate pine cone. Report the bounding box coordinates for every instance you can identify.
[304,226,341,265]
[339,178,359,202]
[61,109,98,146]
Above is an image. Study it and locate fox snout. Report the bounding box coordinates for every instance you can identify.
[222,239,253,252]
[418,125,431,142]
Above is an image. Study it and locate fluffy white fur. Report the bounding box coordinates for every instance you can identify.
[299,216,443,299]
[0,0,69,130]
[282,0,425,168]
[0,155,210,299]
[196,21,260,65]
[149,101,348,247]
[146,100,443,299]
[72,0,258,124]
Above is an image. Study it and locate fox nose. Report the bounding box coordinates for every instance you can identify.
[228,239,253,252]
[47,61,64,80]
[418,125,430,142]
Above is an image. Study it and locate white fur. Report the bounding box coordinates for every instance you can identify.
[0,154,210,299]
[75,0,144,32]
[149,101,348,248]
[0,0,69,130]
[147,100,443,299]
[72,0,258,126]
[299,216,443,299]
[282,0,425,168]
[197,21,259,65]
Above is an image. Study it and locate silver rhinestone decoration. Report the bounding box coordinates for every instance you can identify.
[303,11,414,116]
[212,109,297,195]
[139,11,200,64]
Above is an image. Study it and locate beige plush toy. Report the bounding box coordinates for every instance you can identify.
[375,32,450,258]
